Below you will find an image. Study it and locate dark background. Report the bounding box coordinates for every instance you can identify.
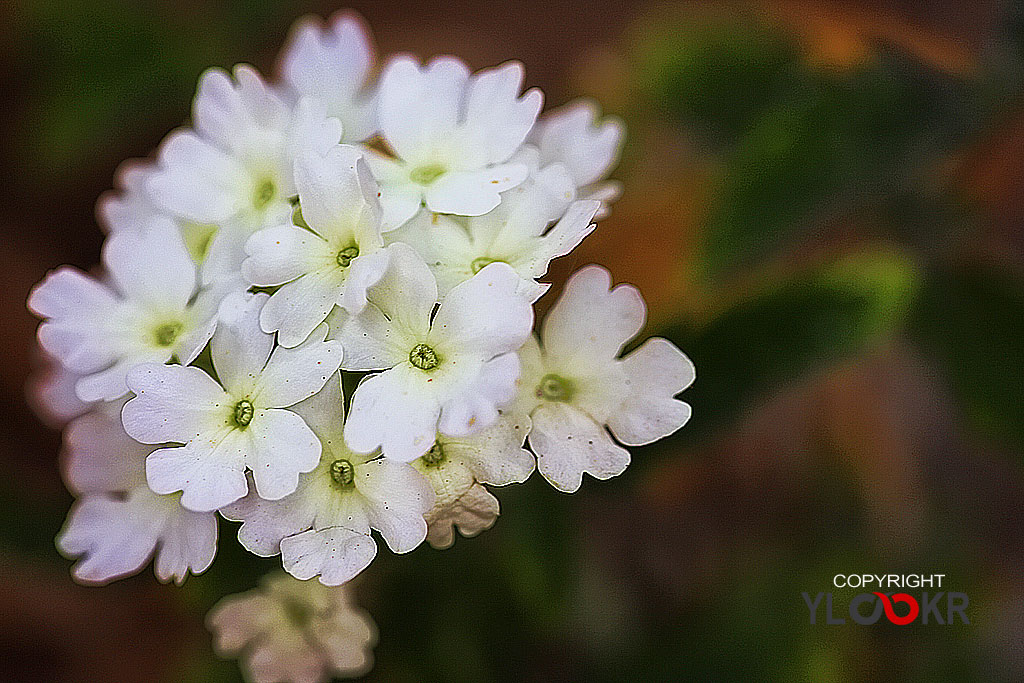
[2,0,1024,681]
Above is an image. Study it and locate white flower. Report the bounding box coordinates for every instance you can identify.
[527,99,624,219]
[242,145,387,347]
[222,376,434,585]
[278,11,378,143]
[147,65,342,274]
[367,57,541,230]
[57,401,217,585]
[517,266,695,492]
[334,243,533,461]
[411,410,534,548]
[122,292,342,512]
[387,179,599,301]
[208,572,376,683]
[28,219,220,402]
[98,158,239,286]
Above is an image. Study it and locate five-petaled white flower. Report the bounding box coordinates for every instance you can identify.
[242,145,388,347]
[122,292,342,512]
[222,376,434,586]
[208,572,377,683]
[412,410,534,548]
[279,11,378,143]
[335,243,533,461]
[517,266,695,492]
[388,178,599,301]
[57,401,218,585]
[28,219,220,402]
[366,57,541,230]
[147,65,342,279]
[526,99,624,219]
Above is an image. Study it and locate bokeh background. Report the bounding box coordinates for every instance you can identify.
[3,0,1024,680]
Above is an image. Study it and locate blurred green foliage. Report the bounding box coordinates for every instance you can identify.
[664,249,918,444]
[911,264,1024,450]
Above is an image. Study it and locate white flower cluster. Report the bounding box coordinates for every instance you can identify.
[28,10,694,682]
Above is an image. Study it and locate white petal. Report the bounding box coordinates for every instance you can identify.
[57,493,160,585]
[528,402,630,493]
[312,602,377,676]
[529,99,624,187]
[200,222,249,286]
[338,248,389,315]
[146,430,250,512]
[150,492,219,584]
[377,56,469,161]
[280,12,376,141]
[463,62,543,164]
[254,323,342,406]
[211,292,274,395]
[378,184,425,232]
[437,353,520,437]
[293,146,382,248]
[541,265,645,364]
[288,371,346,445]
[582,180,623,219]
[247,408,322,500]
[447,410,534,486]
[425,483,499,550]
[76,351,168,403]
[533,200,600,268]
[385,210,476,296]
[148,129,248,223]
[176,278,229,363]
[334,302,408,371]
[357,458,433,553]
[63,404,148,495]
[281,527,377,586]
[259,269,345,348]
[28,267,123,374]
[607,337,695,445]
[287,96,346,163]
[28,357,93,427]
[207,591,278,654]
[243,224,328,287]
[122,363,229,444]
[344,365,440,461]
[513,333,545,415]
[424,163,528,216]
[430,262,533,358]
[103,217,196,312]
[194,66,285,149]
[221,481,317,556]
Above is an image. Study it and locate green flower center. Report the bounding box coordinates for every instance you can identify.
[422,442,445,466]
[471,256,503,274]
[410,163,446,185]
[282,597,313,627]
[153,321,183,347]
[232,399,255,428]
[336,246,359,268]
[330,458,355,487]
[409,343,440,371]
[537,374,573,402]
[253,178,276,209]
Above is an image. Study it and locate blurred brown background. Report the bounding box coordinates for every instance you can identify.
[3,0,1024,681]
